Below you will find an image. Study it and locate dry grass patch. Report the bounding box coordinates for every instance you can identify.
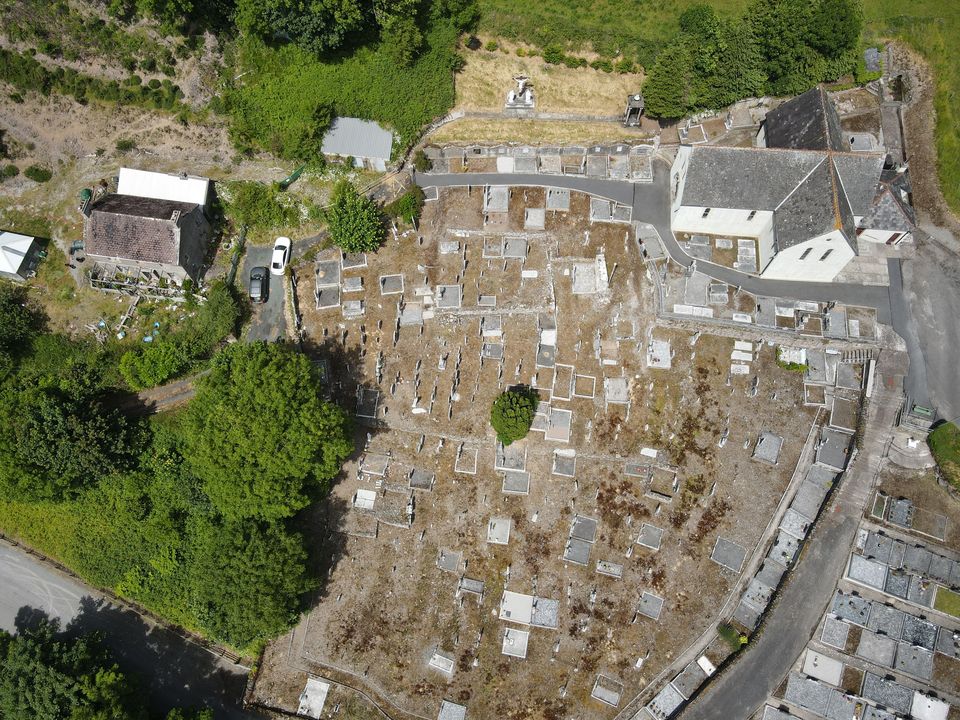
[456,44,643,116]
[431,118,652,145]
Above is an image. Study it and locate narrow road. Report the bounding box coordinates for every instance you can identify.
[0,540,256,719]
[679,353,906,720]
[242,244,286,342]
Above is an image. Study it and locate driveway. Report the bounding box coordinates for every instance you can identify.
[0,541,257,719]
[242,244,286,342]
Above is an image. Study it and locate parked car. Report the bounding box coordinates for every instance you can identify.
[249,266,269,303]
[271,236,292,276]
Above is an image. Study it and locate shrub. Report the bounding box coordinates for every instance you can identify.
[465,35,481,50]
[542,44,565,64]
[485,40,498,51]
[516,47,527,57]
[385,185,425,224]
[615,57,636,73]
[2,164,18,179]
[324,180,385,253]
[590,59,614,73]
[490,386,539,445]
[115,138,136,152]
[225,180,299,230]
[412,148,432,172]
[23,165,52,183]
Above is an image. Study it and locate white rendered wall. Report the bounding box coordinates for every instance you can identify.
[760,230,855,282]
[673,206,772,240]
[859,229,912,244]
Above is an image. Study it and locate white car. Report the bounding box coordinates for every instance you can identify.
[270,236,292,276]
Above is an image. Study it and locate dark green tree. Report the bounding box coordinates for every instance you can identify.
[183,342,353,521]
[642,42,694,119]
[325,180,385,253]
[749,0,817,95]
[234,0,366,55]
[0,281,41,354]
[490,386,539,446]
[188,519,315,648]
[808,0,862,58]
[0,616,147,720]
[0,374,138,500]
[679,4,719,38]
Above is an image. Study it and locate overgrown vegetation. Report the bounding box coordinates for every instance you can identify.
[118,280,242,389]
[325,180,386,253]
[718,622,748,650]
[385,185,425,225]
[0,615,211,720]
[0,47,187,112]
[929,421,960,489]
[490,386,539,445]
[0,280,353,653]
[222,181,305,231]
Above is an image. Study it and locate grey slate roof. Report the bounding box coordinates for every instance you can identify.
[681,147,822,211]
[321,117,393,161]
[85,194,196,264]
[764,87,847,152]
[833,153,887,215]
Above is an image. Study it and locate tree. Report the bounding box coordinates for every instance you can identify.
[325,180,385,253]
[0,616,147,720]
[380,13,423,67]
[0,374,139,500]
[642,42,694,119]
[234,0,366,55]
[808,0,862,58]
[679,4,719,38]
[188,519,315,648]
[183,342,352,521]
[0,281,41,354]
[385,185,425,224]
[490,386,538,446]
[748,0,817,95]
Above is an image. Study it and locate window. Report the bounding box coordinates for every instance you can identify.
[747,210,757,221]
[819,249,833,261]
[701,208,711,218]
[799,248,812,260]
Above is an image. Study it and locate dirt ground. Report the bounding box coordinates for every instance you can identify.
[251,187,817,719]
[430,118,654,145]
[456,40,644,117]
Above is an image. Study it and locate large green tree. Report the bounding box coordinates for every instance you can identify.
[0,617,147,720]
[808,0,862,58]
[235,0,366,54]
[188,519,315,647]
[0,372,138,500]
[325,180,385,253]
[642,42,695,119]
[490,386,538,446]
[182,342,352,521]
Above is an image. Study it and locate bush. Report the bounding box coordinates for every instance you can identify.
[412,148,432,172]
[485,40,498,51]
[225,180,299,230]
[718,623,747,651]
[542,44,565,64]
[2,164,18,178]
[23,165,52,183]
[465,35,481,50]
[115,138,136,152]
[324,180,385,253]
[385,185,425,224]
[590,59,614,73]
[490,386,538,445]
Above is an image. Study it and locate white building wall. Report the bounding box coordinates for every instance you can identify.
[670,147,691,213]
[858,228,912,244]
[760,230,855,282]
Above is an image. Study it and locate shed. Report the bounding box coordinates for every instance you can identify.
[0,230,42,281]
[321,117,394,171]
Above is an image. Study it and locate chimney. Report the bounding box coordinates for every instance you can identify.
[170,210,181,224]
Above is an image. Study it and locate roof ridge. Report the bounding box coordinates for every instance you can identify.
[695,145,883,159]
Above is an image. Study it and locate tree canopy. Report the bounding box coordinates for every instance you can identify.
[0,280,42,356]
[490,386,539,446]
[0,616,147,720]
[324,180,385,253]
[183,341,353,521]
[642,0,864,118]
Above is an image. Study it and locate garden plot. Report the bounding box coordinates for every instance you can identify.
[253,185,819,719]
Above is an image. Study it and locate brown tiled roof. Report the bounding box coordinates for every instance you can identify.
[85,194,197,265]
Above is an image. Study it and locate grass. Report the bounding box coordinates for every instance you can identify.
[935,586,960,618]
[862,0,960,214]
[431,118,652,144]
[929,421,960,489]
[456,41,644,115]
[477,0,750,66]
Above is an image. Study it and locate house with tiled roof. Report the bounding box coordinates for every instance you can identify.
[669,87,914,282]
[83,169,211,289]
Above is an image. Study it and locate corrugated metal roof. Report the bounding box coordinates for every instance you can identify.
[321,117,393,161]
[117,168,210,206]
[0,231,35,276]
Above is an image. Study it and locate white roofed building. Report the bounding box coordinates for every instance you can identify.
[117,168,211,208]
[321,117,394,172]
[0,230,42,281]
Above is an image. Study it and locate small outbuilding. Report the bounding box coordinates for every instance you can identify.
[0,230,42,281]
[321,117,394,172]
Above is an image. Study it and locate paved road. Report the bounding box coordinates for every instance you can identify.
[242,245,286,342]
[680,356,906,720]
[0,541,256,719]
[415,168,895,323]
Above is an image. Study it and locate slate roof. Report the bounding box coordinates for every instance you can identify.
[772,158,854,251]
[765,87,847,152]
[85,194,196,265]
[833,153,887,215]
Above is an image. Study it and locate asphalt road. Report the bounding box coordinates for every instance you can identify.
[0,541,256,719]
[242,244,286,342]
